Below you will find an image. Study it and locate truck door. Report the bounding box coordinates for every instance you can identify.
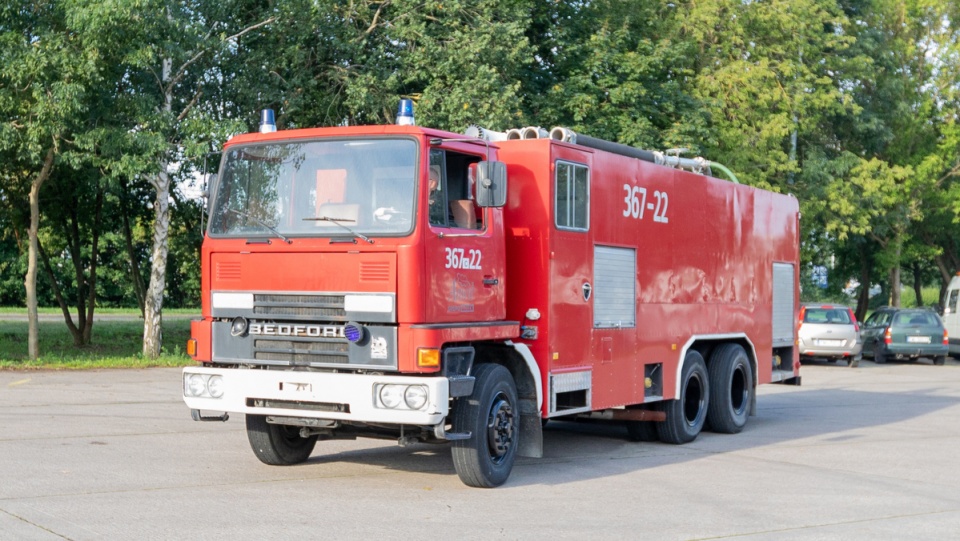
[423,148,506,322]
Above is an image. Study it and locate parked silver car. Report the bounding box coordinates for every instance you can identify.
[798,304,862,366]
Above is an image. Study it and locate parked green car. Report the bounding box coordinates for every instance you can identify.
[861,308,948,365]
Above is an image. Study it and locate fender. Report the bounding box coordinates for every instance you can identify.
[674,333,757,398]
[504,340,543,410]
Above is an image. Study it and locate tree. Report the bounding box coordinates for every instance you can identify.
[0,2,99,358]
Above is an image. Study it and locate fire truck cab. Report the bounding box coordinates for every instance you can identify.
[183,105,801,488]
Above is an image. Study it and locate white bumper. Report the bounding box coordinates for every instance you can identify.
[182,366,449,426]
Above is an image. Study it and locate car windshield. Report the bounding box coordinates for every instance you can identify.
[209,138,418,238]
[803,308,852,324]
[893,312,937,326]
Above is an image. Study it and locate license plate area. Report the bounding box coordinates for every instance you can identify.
[817,339,843,346]
[907,336,931,344]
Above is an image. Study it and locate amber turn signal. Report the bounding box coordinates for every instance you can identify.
[417,348,440,368]
[186,339,198,357]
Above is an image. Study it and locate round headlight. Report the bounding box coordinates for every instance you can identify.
[404,385,428,410]
[230,317,249,337]
[379,384,403,409]
[207,375,224,398]
[187,374,206,397]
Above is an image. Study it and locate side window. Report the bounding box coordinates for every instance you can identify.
[949,289,959,313]
[555,160,589,231]
[428,149,483,229]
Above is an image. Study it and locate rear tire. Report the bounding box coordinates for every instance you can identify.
[934,356,947,366]
[658,350,709,444]
[874,349,886,364]
[706,344,753,434]
[451,364,519,488]
[246,414,317,465]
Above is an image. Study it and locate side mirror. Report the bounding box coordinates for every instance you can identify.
[204,173,217,201]
[475,161,507,208]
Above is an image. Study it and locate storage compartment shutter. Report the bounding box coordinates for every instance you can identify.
[594,246,636,328]
[772,262,795,346]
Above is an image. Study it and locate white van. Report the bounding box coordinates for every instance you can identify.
[942,274,960,355]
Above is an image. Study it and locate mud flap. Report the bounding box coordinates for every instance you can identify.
[518,410,543,458]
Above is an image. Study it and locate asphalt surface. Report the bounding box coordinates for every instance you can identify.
[2,359,959,540]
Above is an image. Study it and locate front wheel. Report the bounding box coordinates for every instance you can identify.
[246,415,318,465]
[658,350,710,444]
[451,364,520,488]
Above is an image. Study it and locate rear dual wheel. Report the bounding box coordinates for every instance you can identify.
[707,344,754,434]
[658,351,709,444]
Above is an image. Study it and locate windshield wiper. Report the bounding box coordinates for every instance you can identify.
[303,216,374,244]
[227,208,292,244]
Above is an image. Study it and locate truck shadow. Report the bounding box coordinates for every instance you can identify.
[304,377,960,487]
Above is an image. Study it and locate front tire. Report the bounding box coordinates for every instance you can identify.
[706,344,754,434]
[452,364,520,488]
[246,415,318,465]
[658,350,709,444]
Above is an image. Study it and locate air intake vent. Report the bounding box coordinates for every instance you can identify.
[360,261,391,282]
[216,262,241,281]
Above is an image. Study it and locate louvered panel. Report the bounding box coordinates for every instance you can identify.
[216,261,241,281]
[360,261,391,282]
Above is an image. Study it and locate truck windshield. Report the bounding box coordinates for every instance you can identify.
[209,138,418,238]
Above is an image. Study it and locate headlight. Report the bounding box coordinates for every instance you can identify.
[404,385,428,410]
[207,375,225,398]
[187,374,207,397]
[379,384,404,409]
[184,373,225,399]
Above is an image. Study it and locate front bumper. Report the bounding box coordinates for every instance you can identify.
[182,366,449,426]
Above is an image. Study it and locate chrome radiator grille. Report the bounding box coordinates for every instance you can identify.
[253,338,349,365]
[252,294,347,320]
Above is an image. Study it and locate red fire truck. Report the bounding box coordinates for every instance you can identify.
[183,103,801,487]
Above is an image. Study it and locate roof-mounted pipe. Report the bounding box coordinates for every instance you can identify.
[548,127,738,183]
[465,125,508,142]
[520,126,548,139]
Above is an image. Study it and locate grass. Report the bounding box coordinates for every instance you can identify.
[0,316,196,369]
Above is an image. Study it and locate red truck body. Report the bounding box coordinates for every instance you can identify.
[183,115,800,487]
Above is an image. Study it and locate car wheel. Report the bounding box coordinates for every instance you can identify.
[934,356,947,366]
[874,349,886,364]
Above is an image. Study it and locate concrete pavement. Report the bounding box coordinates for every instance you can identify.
[1,360,959,540]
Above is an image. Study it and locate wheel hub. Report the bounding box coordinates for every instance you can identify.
[486,394,515,462]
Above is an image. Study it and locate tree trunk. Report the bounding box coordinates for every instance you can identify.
[83,185,104,344]
[855,244,872,322]
[912,262,924,307]
[143,168,171,358]
[119,177,146,316]
[39,240,82,340]
[889,265,901,307]
[26,148,55,360]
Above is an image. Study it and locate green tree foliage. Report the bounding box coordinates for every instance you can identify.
[1,0,959,356]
